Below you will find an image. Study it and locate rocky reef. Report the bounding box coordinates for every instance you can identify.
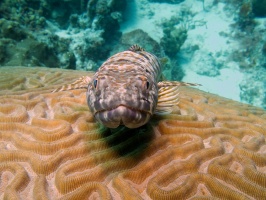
[110,29,162,57]
[221,0,266,109]
[160,26,187,58]
[252,0,266,17]
[148,0,184,3]
[0,0,127,70]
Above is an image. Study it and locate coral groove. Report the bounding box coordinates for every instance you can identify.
[0,67,265,199]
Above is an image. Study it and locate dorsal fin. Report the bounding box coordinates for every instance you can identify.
[129,44,145,52]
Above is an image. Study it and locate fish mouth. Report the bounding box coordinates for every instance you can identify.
[94,105,151,128]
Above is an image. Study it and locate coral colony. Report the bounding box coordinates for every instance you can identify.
[0,66,266,199]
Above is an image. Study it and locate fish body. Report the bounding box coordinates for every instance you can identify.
[53,45,199,128]
[87,45,161,128]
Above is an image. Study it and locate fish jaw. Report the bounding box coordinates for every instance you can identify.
[94,105,151,128]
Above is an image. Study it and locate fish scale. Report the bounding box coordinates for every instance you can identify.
[53,45,200,128]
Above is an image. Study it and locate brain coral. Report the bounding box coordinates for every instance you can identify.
[0,66,266,199]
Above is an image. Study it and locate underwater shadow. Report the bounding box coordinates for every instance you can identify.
[101,123,155,159]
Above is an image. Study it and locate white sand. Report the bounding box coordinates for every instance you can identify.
[121,0,244,102]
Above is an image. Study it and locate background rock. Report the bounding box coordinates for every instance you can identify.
[252,0,266,17]
[110,29,162,56]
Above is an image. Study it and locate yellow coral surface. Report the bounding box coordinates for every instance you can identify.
[0,67,265,199]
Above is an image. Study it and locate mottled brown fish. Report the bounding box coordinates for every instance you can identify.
[53,45,199,128]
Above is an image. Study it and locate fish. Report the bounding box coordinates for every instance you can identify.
[53,44,200,128]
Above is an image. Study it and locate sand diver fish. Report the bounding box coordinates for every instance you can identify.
[53,45,199,128]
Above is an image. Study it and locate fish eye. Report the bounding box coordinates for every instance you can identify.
[93,79,98,88]
[146,81,150,89]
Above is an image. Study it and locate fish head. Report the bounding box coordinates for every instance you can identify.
[87,70,158,128]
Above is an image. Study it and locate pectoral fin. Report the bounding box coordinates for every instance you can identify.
[52,76,91,92]
[157,81,201,88]
[155,81,200,115]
